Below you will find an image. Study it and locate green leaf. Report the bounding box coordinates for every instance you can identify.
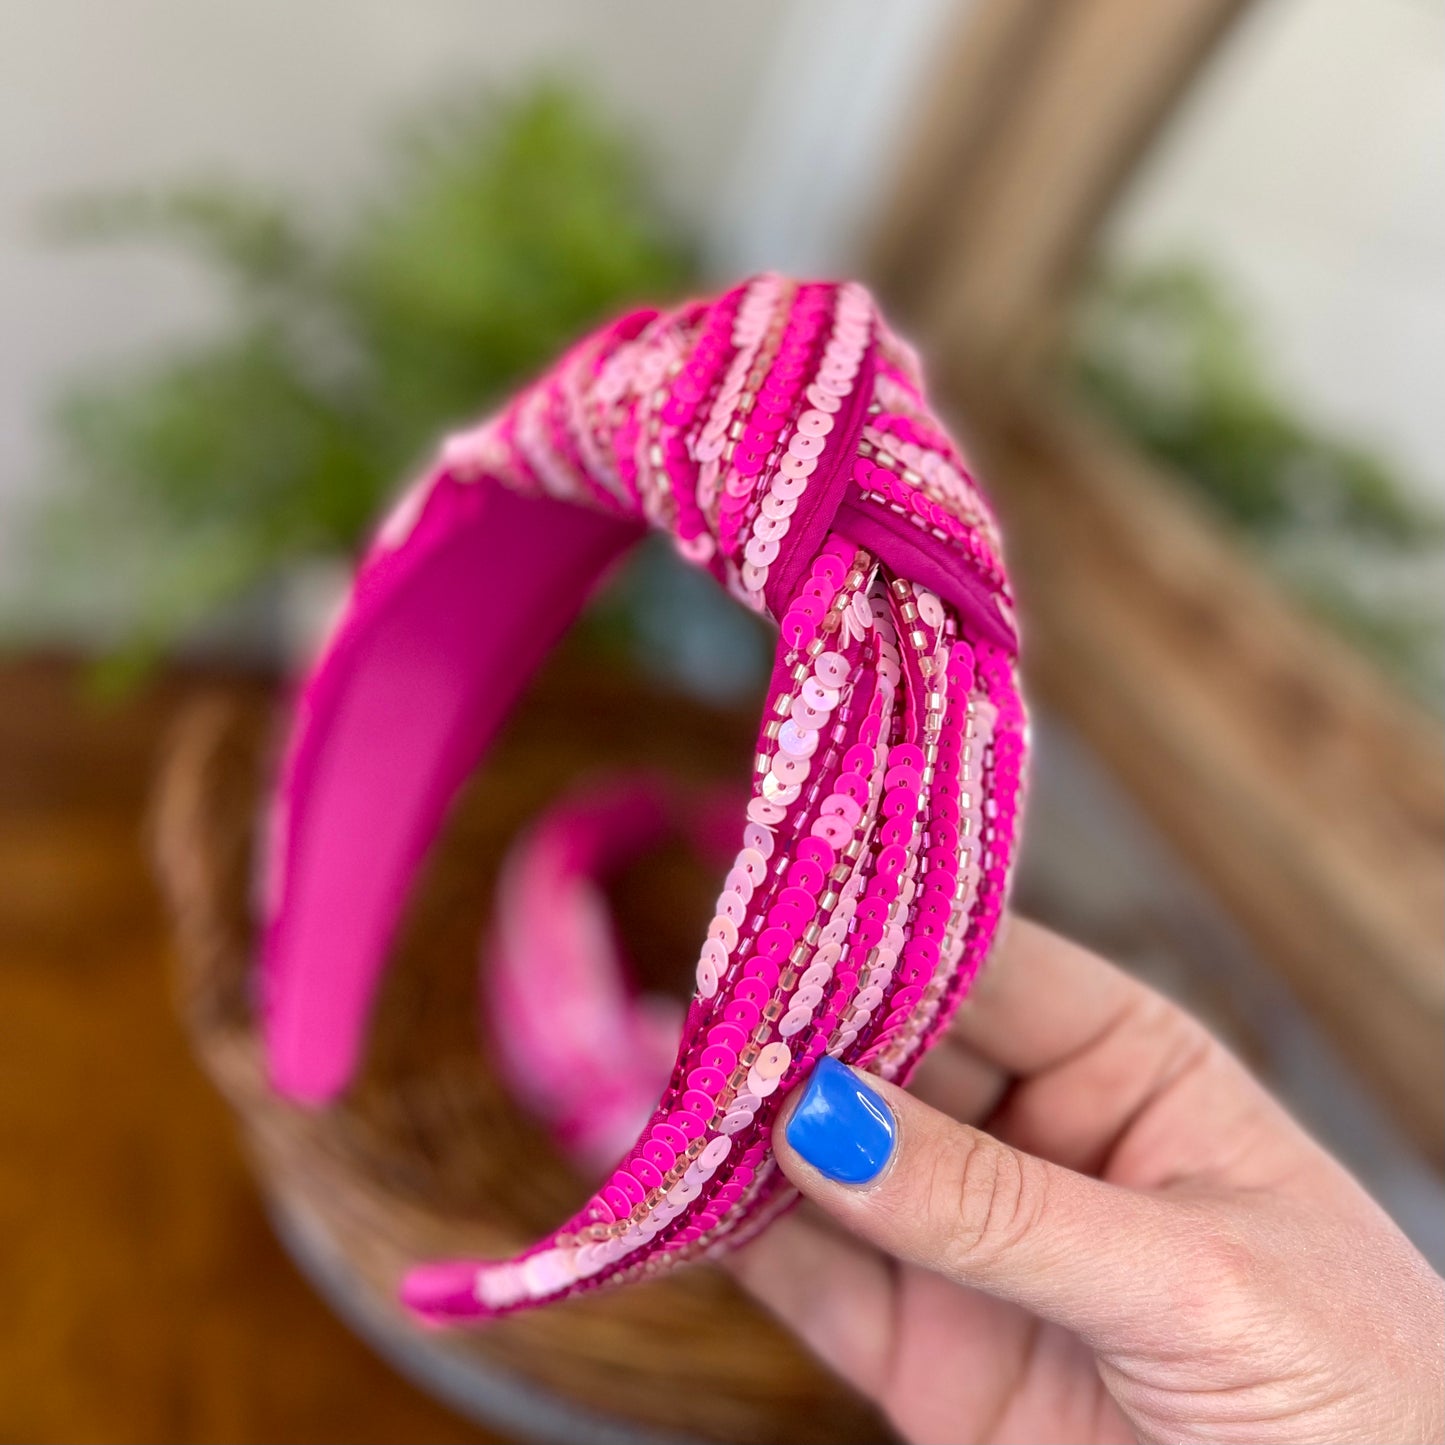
[24,79,696,683]
[1073,258,1443,704]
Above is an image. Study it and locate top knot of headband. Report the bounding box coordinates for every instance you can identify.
[261,274,1028,1324]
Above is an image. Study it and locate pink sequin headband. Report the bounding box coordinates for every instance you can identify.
[261,274,1028,1323]
[487,773,734,1174]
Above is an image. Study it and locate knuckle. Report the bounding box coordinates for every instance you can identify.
[1195,1228,1258,1302]
[1167,1011,1222,1075]
[1170,1214,1268,1338]
[932,1130,1045,1275]
[1116,989,1235,1110]
[1122,987,1211,1064]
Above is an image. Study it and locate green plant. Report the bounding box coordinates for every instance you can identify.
[1074,259,1444,707]
[30,82,694,685]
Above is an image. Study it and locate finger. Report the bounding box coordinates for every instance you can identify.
[773,1057,1208,1358]
[721,1204,896,1397]
[947,916,1147,1075]
[951,919,1310,1184]
[982,971,1219,1177]
[907,1032,1008,1125]
[725,1198,1082,1445]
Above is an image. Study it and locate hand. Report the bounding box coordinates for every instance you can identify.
[727,919,1444,1444]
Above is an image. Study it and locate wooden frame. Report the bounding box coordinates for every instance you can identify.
[870,0,1445,1160]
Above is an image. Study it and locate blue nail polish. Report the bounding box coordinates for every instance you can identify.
[785,1056,896,1185]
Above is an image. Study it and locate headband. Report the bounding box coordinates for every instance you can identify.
[260,274,1028,1324]
[486,773,734,1173]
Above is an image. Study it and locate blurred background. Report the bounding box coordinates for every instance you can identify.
[1,2,1440,1442]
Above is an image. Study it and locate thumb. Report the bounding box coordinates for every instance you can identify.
[772,1056,1201,1356]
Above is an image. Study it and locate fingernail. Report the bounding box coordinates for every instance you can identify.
[784,1055,896,1185]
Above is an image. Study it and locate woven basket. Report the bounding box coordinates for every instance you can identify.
[150,660,892,1445]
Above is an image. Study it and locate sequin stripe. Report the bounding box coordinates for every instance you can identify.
[609,386,646,515]
[662,302,739,560]
[723,279,837,582]
[887,649,998,1063]
[751,566,884,936]
[808,582,899,1059]
[739,285,875,614]
[865,366,975,479]
[752,568,890,1005]
[729,282,845,598]
[539,371,627,518]
[508,379,591,508]
[864,413,982,509]
[658,307,733,546]
[861,419,1007,569]
[931,653,994,980]
[840,576,952,1059]
[475,1116,786,1313]
[699,1161,795,1259]
[573,1145,791,1307]
[661,295,742,450]
[867,411,957,464]
[727,650,878,1077]
[775,584,883,1052]
[856,429,1007,590]
[882,647,1023,1082]
[732,552,882,1059]
[861,641,988,1075]
[588,323,652,419]
[699,273,785,462]
[574,306,695,513]
[714,276,796,600]
[559,332,631,509]
[622,320,696,532]
[871,356,927,415]
[870,309,927,393]
[827,584,932,1057]
[675,577,884,1124]
[696,626,865,1010]
[553,318,662,519]
[939,646,1024,1007]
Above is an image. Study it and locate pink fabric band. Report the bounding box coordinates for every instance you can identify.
[260,275,1028,1323]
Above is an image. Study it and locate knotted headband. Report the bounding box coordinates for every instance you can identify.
[261,274,1028,1324]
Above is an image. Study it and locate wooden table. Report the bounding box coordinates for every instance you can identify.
[0,658,491,1445]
